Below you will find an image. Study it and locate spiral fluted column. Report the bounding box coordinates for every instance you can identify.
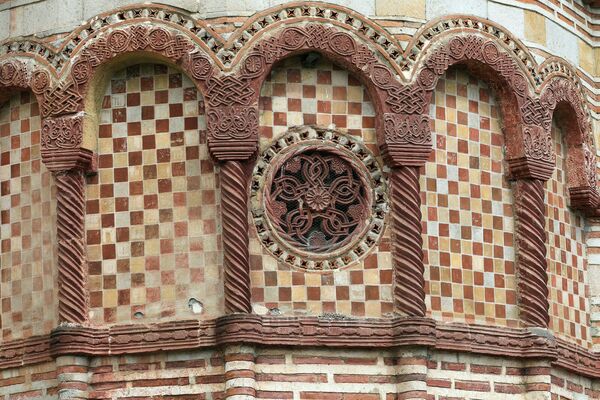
[390,167,426,317]
[40,114,92,325]
[514,179,549,328]
[221,161,252,314]
[55,170,89,324]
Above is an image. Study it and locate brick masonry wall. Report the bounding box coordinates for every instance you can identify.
[251,55,393,318]
[0,361,57,399]
[0,1,600,399]
[546,123,591,348]
[0,91,57,341]
[423,67,518,328]
[88,350,225,399]
[85,64,224,325]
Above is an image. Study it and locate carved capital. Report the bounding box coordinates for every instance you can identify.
[41,114,93,172]
[568,143,599,211]
[382,113,432,167]
[507,126,555,181]
[207,105,259,161]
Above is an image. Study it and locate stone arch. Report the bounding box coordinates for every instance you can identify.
[539,73,598,210]
[231,22,412,164]
[406,15,540,85]
[0,58,56,116]
[414,32,538,176]
[411,24,561,329]
[60,21,220,152]
[222,2,404,72]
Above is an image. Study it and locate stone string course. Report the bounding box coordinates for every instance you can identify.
[1,1,600,399]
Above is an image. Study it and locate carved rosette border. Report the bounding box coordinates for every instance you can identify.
[0,59,53,111]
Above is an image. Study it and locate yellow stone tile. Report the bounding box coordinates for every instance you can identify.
[292,286,306,301]
[524,11,546,45]
[103,290,118,308]
[347,86,362,102]
[376,0,425,18]
[305,273,321,286]
[161,286,176,302]
[365,302,381,317]
[131,258,145,273]
[277,271,291,287]
[155,75,168,90]
[577,40,594,74]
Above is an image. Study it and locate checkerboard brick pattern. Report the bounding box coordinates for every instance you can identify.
[85,64,223,325]
[252,55,393,317]
[546,123,591,348]
[0,91,57,341]
[422,68,519,327]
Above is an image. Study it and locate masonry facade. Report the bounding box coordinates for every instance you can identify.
[1,0,600,399]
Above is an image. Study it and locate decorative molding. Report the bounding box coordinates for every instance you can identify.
[2,316,599,378]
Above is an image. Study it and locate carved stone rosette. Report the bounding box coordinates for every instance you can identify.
[513,179,549,328]
[41,114,92,325]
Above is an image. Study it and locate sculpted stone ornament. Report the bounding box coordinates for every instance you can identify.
[384,113,431,145]
[265,149,370,254]
[41,115,83,150]
[523,126,554,163]
[207,105,258,161]
[252,127,386,271]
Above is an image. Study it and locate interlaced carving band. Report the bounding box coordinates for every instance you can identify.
[265,147,370,254]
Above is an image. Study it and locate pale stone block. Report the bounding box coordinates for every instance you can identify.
[426,0,487,19]
[579,40,594,74]
[524,10,546,45]
[588,265,600,294]
[545,19,578,65]
[488,2,524,39]
[376,0,425,19]
[202,0,269,18]
[10,0,82,37]
[0,10,8,41]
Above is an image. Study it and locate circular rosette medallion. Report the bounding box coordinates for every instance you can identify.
[251,127,387,271]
